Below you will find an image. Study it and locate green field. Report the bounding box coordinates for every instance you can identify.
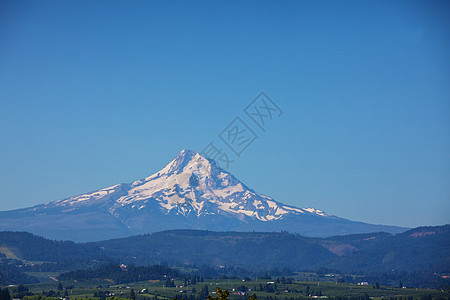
[13,278,449,300]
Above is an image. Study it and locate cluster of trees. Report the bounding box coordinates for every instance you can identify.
[165,274,204,288]
[0,288,11,300]
[169,285,214,300]
[258,297,304,300]
[236,285,249,293]
[304,285,322,297]
[5,284,74,300]
[254,280,295,294]
[257,284,278,293]
[173,287,255,300]
[275,277,293,284]
[382,296,436,300]
[0,261,39,285]
[199,285,209,299]
[182,274,203,285]
[250,283,318,296]
[328,295,371,300]
[165,279,176,287]
[93,290,113,299]
[361,271,450,289]
[59,263,181,284]
[7,284,35,299]
[23,296,61,300]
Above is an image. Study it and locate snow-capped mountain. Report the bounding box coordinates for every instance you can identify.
[0,150,407,242]
[50,150,329,221]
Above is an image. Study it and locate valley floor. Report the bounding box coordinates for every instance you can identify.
[6,278,450,300]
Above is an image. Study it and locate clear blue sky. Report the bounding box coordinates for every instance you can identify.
[0,0,449,228]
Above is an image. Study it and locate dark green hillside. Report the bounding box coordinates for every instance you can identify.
[1,225,449,287]
[328,225,450,273]
[0,231,101,261]
[95,230,338,269]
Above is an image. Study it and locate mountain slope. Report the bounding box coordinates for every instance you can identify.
[327,225,450,273]
[0,150,406,241]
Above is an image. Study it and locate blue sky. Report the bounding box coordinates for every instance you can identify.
[0,0,449,228]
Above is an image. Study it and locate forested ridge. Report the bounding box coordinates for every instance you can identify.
[0,225,449,288]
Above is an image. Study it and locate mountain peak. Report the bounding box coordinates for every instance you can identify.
[167,149,199,173]
[158,149,217,177]
[0,147,408,242]
[177,149,198,160]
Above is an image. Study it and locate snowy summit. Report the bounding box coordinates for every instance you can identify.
[0,149,406,242]
[52,149,329,221]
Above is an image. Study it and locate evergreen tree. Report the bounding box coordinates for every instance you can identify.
[199,285,209,299]
[16,285,28,293]
[0,288,11,300]
[165,278,175,288]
